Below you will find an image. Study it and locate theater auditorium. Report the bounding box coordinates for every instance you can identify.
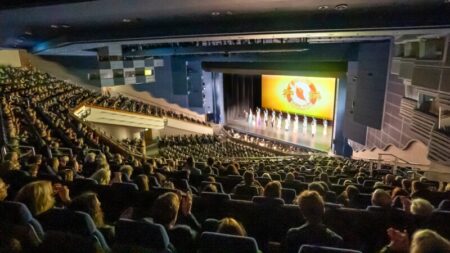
[1,1,450,252]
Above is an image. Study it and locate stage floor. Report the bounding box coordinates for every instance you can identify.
[226,118,333,152]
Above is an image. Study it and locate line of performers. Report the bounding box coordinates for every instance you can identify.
[244,107,328,137]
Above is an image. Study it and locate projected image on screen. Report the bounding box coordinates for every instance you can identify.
[262,75,336,120]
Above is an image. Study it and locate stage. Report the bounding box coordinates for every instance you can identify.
[226,118,333,152]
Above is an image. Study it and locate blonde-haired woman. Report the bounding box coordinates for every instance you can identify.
[15,180,70,216]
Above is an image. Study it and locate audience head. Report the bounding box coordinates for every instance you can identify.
[69,192,104,227]
[90,169,111,185]
[264,181,281,198]
[410,229,450,253]
[410,198,434,217]
[308,182,326,198]
[217,217,247,237]
[243,171,255,186]
[151,192,180,228]
[345,185,360,200]
[0,178,8,201]
[226,164,239,176]
[412,181,428,193]
[371,189,392,208]
[135,174,149,191]
[285,172,295,182]
[15,180,55,216]
[297,190,325,224]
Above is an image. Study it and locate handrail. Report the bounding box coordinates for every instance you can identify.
[51,147,73,158]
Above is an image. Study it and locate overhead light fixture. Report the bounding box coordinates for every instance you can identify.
[226,11,233,15]
[61,24,71,28]
[211,11,220,16]
[122,18,131,23]
[318,5,329,10]
[50,24,59,29]
[24,31,33,36]
[335,4,348,11]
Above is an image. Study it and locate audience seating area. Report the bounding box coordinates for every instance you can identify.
[1,66,450,253]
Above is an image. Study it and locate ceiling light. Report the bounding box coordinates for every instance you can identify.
[50,24,59,29]
[122,18,131,23]
[61,24,71,28]
[211,11,220,16]
[226,11,233,15]
[318,5,329,10]
[24,31,33,36]
[335,4,348,11]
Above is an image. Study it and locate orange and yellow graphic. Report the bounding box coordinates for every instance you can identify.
[262,75,336,120]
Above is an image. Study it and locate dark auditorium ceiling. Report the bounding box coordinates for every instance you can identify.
[1,0,450,55]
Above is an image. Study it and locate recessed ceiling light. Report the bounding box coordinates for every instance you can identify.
[211,11,220,16]
[61,24,71,28]
[318,5,329,10]
[122,18,131,23]
[50,24,59,29]
[24,31,33,36]
[335,4,348,11]
[226,11,233,15]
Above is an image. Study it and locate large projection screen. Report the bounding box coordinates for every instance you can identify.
[262,75,337,120]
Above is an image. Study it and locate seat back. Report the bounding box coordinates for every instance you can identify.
[299,244,362,253]
[199,232,259,253]
[37,208,109,251]
[438,199,450,211]
[0,200,45,249]
[96,183,138,222]
[114,219,172,253]
[234,185,259,200]
[37,231,102,253]
[282,181,308,194]
[193,192,231,221]
[281,188,297,204]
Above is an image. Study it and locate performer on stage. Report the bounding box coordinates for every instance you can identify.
[256,107,261,127]
[248,109,253,126]
[271,110,276,128]
[285,113,291,131]
[311,117,317,137]
[303,115,308,134]
[293,114,299,132]
[244,110,248,120]
[263,108,269,127]
[323,119,328,136]
[277,112,283,129]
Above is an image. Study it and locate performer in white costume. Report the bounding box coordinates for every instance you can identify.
[248,109,253,126]
[311,118,317,137]
[293,114,299,132]
[277,112,283,129]
[323,119,328,136]
[285,113,291,131]
[263,108,269,127]
[303,115,308,134]
[271,110,276,128]
[255,107,261,127]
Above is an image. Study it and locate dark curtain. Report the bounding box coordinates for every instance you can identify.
[223,74,261,122]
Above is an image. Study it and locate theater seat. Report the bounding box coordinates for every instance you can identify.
[201,181,225,193]
[282,188,297,204]
[199,232,260,253]
[36,208,110,251]
[37,231,103,253]
[192,192,231,221]
[233,185,259,200]
[0,201,45,249]
[299,244,362,253]
[113,219,173,253]
[438,199,450,211]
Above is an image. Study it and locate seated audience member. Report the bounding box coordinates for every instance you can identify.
[183,156,201,176]
[371,189,392,208]
[284,172,295,183]
[0,178,8,201]
[233,171,263,195]
[264,181,282,199]
[336,185,359,207]
[15,180,70,216]
[225,164,240,176]
[380,228,450,253]
[410,198,434,217]
[151,192,197,253]
[216,217,247,236]
[119,165,133,182]
[283,190,343,253]
[90,169,111,185]
[69,192,114,244]
[411,181,434,201]
[134,174,149,191]
[308,182,326,199]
